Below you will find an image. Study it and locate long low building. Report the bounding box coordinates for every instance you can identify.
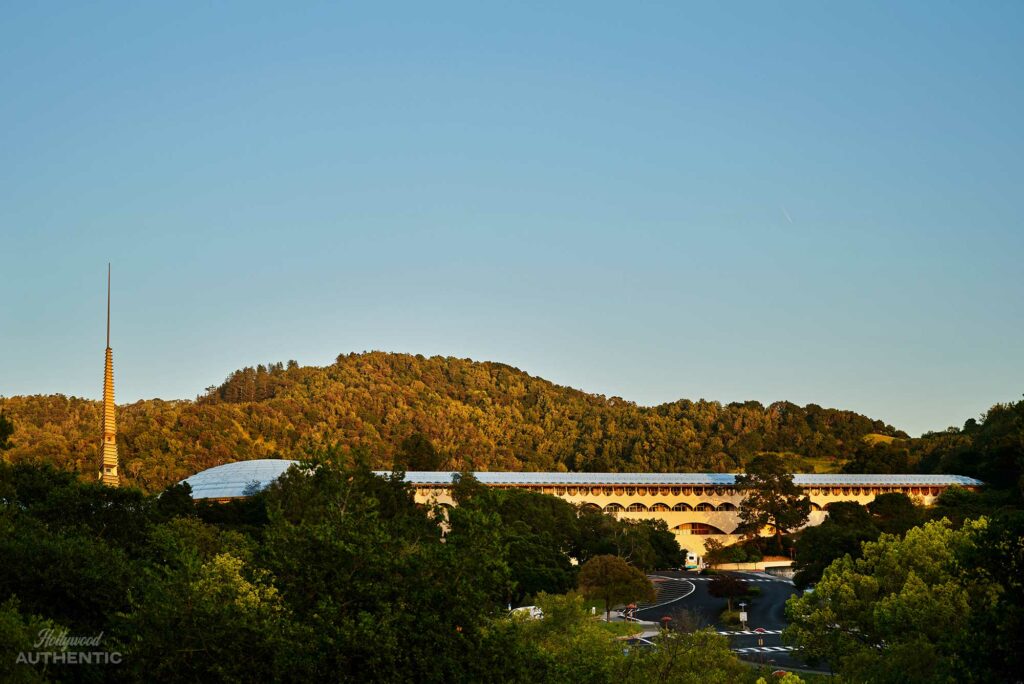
[181,459,982,553]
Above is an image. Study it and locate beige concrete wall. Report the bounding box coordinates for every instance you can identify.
[410,482,956,557]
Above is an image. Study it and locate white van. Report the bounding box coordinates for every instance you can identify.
[684,552,700,570]
[510,605,544,620]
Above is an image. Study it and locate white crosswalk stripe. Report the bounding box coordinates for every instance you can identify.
[732,646,794,654]
[718,629,783,635]
[690,577,780,582]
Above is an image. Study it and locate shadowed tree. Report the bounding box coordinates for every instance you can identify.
[866,492,921,535]
[394,432,444,471]
[736,455,811,553]
[708,575,746,611]
[577,554,655,622]
[0,412,13,451]
[793,502,879,589]
[616,629,756,684]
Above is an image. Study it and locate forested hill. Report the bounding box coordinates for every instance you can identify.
[0,351,905,492]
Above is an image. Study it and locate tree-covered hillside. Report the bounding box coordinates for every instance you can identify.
[0,351,904,491]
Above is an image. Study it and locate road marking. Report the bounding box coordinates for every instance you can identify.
[689,577,783,582]
[732,646,795,654]
[718,629,783,635]
[635,578,696,611]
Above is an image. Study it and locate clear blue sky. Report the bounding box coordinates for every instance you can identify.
[1,2,1021,436]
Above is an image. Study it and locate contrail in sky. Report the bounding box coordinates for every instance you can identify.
[781,205,794,224]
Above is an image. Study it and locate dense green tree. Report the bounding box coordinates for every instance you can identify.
[954,512,1024,680]
[609,519,683,570]
[153,481,196,521]
[0,463,142,632]
[394,432,445,471]
[866,492,921,535]
[571,505,621,560]
[925,485,1009,527]
[792,502,879,589]
[0,598,63,684]
[118,551,294,682]
[577,554,655,621]
[736,456,811,552]
[617,629,761,684]
[785,518,1016,682]
[644,519,688,569]
[488,488,579,602]
[841,439,910,474]
[256,458,517,682]
[518,592,621,682]
[450,470,491,505]
[915,399,1024,501]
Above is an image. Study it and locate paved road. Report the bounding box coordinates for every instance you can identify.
[632,570,823,672]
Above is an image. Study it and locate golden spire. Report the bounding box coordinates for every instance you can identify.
[99,264,119,486]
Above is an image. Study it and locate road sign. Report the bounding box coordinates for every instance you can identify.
[739,612,747,623]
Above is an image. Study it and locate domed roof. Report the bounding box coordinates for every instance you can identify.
[181,458,297,499]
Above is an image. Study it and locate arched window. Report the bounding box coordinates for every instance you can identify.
[695,502,714,511]
[626,503,648,512]
[649,503,670,512]
[680,487,692,496]
[672,502,692,511]
[435,503,453,521]
[626,487,636,496]
[673,522,726,535]
[567,487,578,496]
[613,487,624,496]
[555,487,566,496]
[671,487,681,495]
[809,502,822,511]
[591,487,603,496]
[580,502,601,512]
[715,502,737,512]
[605,503,623,513]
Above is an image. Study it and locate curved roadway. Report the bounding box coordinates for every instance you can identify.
[633,570,822,672]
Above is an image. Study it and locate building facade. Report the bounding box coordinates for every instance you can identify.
[182,460,981,554]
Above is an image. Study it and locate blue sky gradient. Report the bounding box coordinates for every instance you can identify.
[2,2,1021,435]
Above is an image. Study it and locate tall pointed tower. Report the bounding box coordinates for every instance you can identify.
[99,264,120,486]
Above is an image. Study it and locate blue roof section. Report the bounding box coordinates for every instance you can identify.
[401,472,983,487]
[789,474,981,486]
[181,459,296,500]
[180,459,983,500]
[402,471,739,485]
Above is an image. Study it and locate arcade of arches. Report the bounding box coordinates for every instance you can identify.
[410,479,970,554]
